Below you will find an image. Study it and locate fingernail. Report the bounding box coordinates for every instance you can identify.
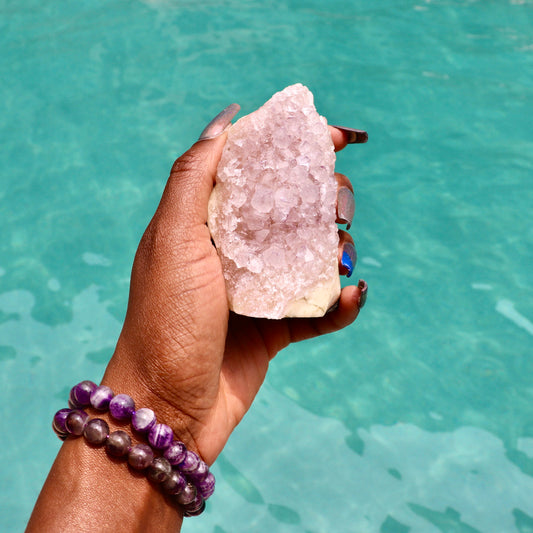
[341,242,357,278]
[357,279,368,309]
[337,186,355,230]
[198,103,241,141]
[332,126,368,144]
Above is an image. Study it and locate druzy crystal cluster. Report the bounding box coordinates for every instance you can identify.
[208,84,340,319]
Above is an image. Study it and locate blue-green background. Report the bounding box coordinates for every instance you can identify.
[1,1,532,531]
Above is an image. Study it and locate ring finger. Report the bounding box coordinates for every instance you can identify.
[338,230,357,278]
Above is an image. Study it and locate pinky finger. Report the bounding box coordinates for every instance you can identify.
[318,281,368,334]
[284,281,368,344]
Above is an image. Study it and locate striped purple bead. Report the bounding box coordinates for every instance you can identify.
[109,394,135,421]
[52,408,72,439]
[90,385,114,410]
[178,450,200,474]
[69,380,97,408]
[186,459,209,484]
[148,423,173,450]
[131,408,156,433]
[197,471,215,499]
[163,441,187,466]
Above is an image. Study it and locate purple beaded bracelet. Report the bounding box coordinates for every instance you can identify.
[54,380,216,516]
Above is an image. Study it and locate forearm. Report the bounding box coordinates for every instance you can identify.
[26,436,183,532]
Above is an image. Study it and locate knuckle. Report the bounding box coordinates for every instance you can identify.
[170,150,203,179]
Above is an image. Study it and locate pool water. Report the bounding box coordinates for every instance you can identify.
[1,0,533,531]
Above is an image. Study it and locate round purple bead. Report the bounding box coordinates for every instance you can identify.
[148,423,174,450]
[182,494,205,517]
[65,409,89,436]
[147,457,172,483]
[186,459,209,484]
[69,380,97,407]
[131,408,156,433]
[53,408,72,438]
[83,418,109,446]
[106,430,131,457]
[178,450,200,474]
[90,385,114,411]
[128,444,154,470]
[175,483,197,506]
[197,471,215,499]
[161,470,187,495]
[163,441,187,466]
[109,394,135,421]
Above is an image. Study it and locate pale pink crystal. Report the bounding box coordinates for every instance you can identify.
[208,84,340,318]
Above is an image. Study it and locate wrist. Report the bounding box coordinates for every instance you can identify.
[51,378,216,515]
[101,335,201,457]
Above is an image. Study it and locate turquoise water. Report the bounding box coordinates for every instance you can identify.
[1,0,532,531]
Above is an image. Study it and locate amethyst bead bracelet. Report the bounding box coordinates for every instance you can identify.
[53,380,216,517]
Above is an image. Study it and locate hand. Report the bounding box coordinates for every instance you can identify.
[102,109,367,466]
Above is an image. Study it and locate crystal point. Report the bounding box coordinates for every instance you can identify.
[208,84,340,318]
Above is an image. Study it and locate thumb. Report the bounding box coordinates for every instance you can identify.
[157,103,240,228]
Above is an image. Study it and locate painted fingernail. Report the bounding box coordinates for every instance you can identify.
[332,126,368,144]
[337,186,355,230]
[357,279,368,309]
[341,242,357,278]
[198,103,241,141]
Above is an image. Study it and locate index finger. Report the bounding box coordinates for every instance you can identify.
[329,126,368,152]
